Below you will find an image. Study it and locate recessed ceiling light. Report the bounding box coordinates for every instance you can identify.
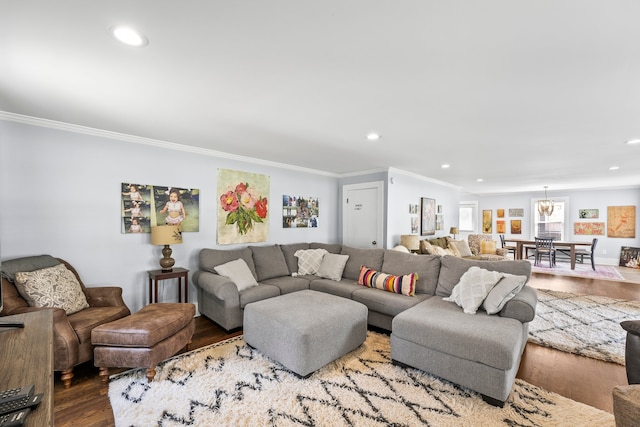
[366,133,380,141]
[110,26,148,47]
[441,164,450,169]
[476,178,484,182]
[609,166,620,170]
[625,139,640,145]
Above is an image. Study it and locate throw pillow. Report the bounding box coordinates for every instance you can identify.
[443,266,504,314]
[14,263,90,315]
[450,240,473,257]
[214,258,259,291]
[294,248,328,275]
[316,253,349,281]
[432,246,448,256]
[480,240,497,254]
[482,273,528,314]
[420,240,436,255]
[357,265,417,296]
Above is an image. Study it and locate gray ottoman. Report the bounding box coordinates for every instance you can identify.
[243,290,368,377]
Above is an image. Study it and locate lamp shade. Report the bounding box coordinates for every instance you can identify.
[151,225,183,246]
[449,227,459,235]
[400,234,420,251]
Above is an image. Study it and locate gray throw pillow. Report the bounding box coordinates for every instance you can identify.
[482,273,528,314]
[214,258,259,291]
[316,254,350,281]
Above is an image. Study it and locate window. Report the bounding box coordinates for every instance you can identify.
[531,198,568,240]
[459,201,478,233]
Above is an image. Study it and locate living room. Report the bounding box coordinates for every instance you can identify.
[2,2,640,426]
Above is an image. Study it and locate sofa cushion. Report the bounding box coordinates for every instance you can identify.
[199,247,256,278]
[250,245,289,281]
[214,258,259,291]
[1,254,61,282]
[443,267,504,314]
[357,266,417,297]
[419,240,436,255]
[340,246,385,281]
[309,278,362,299]
[294,248,328,275]
[352,288,430,317]
[280,243,310,274]
[14,263,90,315]
[482,273,528,314]
[310,242,342,254]
[436,256,531,298]
[316,253,349,281]
[381,250,441,295]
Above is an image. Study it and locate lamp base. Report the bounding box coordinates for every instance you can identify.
[159,245,175,272]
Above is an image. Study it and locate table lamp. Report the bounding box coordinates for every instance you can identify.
[400,234,420,253]
[151,225,183,271]
[450,227,459,239]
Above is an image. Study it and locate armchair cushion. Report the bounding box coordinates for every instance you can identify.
[0,254,61,282]
[14,263,90,315]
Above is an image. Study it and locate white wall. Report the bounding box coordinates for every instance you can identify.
[387,169,461,248]
[460,188,640,265]
[1,121,339,312]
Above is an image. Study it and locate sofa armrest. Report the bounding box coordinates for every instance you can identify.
[193,271,239,302]
[495,248,507,257]
[84,286,128,308]
[621,320,640,337]
[498,285,537,323]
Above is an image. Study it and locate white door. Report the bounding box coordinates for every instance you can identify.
[342,181,384,249]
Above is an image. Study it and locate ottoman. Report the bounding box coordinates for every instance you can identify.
[91,303,195,382]
[243,290,368,377]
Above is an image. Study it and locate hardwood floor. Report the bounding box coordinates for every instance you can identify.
[52,265,640,426]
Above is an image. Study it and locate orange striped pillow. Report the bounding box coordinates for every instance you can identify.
[357,265,417,297]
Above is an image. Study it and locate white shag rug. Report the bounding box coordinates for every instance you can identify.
[109,331,613,426]
[529,289,640,365]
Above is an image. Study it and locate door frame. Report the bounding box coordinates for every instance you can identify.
[342,181,385,248]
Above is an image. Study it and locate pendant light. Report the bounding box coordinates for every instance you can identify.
[537,186,554,216]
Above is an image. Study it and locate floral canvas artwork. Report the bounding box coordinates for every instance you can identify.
[574,222,605,235]
[217,169,269,244]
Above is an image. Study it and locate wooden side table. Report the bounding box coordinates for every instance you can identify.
[147,268,189,304]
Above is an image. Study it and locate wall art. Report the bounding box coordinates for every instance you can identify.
[411,217,419,234]
[282,195,319,228]
[496,220,506,234]
[508,208,524,217]
[121,183,200,234]
[620,246,640,269]
[420,197,436,236]
[217,169,269,244]
[608,205,636,238]
[482,210,492,234]
[578,209,599,219]
[574,222,605,235]
[510,219,522,234]
[436,214,443,231]
[497,209,505,218]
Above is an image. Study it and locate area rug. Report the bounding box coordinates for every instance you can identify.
[529,260,625,281]
[529,289,640,365]
[108,332,613,426]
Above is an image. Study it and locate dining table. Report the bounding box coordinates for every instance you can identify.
[503,238,594,270]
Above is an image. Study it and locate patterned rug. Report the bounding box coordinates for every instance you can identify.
[108,332,613,426]
[529,261,625,281]
[529,289,640,365]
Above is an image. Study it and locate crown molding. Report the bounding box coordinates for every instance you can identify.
[0,111,339,178]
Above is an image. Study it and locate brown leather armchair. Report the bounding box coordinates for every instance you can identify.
[1,255,130,388]
[612,320,640,426]
[621,320,640,384]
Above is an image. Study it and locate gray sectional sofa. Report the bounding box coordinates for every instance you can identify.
[192,242,537,406]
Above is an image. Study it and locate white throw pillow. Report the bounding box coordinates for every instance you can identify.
[316,253,350,281]
[443,266,504,314]
[14,263,90,315]
[214,258,259,291]
[450,240,473,257]
[294,248,328,275]
[482,273,528,314]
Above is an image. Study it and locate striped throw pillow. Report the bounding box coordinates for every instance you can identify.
[357,265,417,297]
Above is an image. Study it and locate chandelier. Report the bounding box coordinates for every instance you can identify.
[537,186,554,216]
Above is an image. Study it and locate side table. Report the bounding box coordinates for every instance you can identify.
[147,268,189,304]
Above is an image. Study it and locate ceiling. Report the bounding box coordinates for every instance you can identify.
[2,1,640,195]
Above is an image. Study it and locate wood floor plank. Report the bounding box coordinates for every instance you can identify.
[53,266,640,425]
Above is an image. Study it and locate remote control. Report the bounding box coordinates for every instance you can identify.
[0,408,30,427]
[0,386,41,416]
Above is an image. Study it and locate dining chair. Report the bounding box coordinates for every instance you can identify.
[534,237,556,267]
[575,238,598,270]
[499,235,516,258]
